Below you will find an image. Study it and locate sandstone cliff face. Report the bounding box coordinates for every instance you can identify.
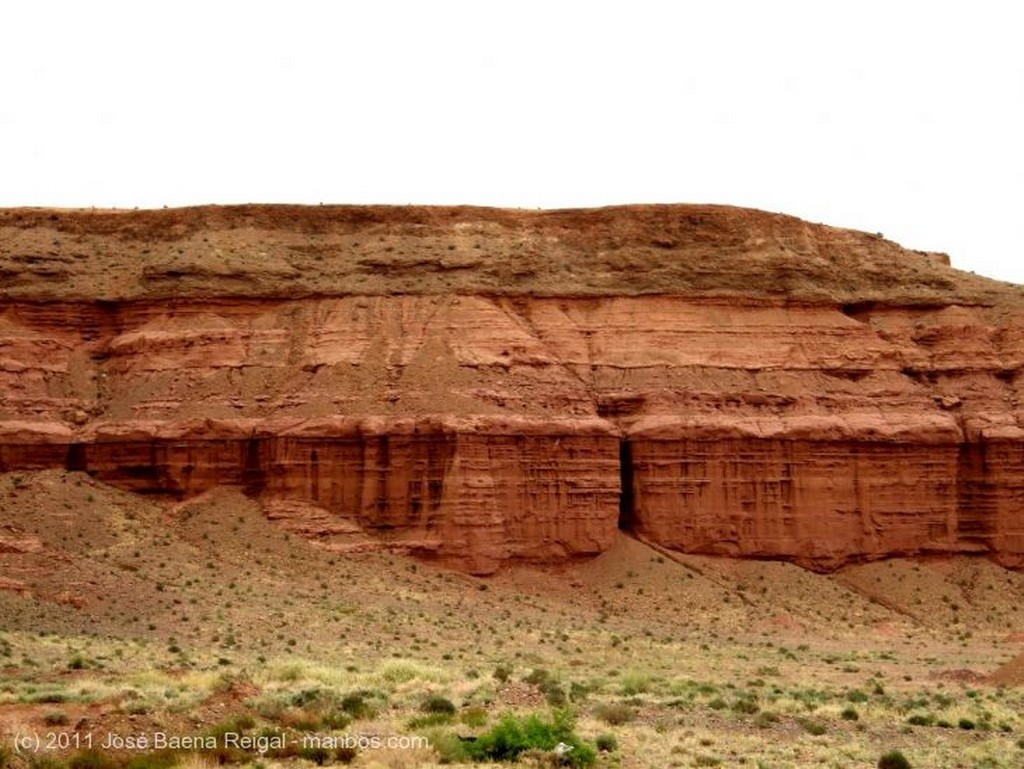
[1,205,1022,573]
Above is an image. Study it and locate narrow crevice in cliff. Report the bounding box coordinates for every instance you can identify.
[242,436,265,495]
[65,443,87,473]
[618,439,635,532]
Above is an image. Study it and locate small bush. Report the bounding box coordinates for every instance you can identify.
[594,702,634,726]
[521,668,567,707]
[732,697,760,715]
[421,695,457,716]
[797,717,827,736]
[524,669,552,686]
[878,749,912,769]
[428,730,472,764]
[958,718,976,731]
[296,746,331,766]
[69,750,118,769]
[409,707,461,729]
[841,707,860,721]
[340,692,376,720]
[754,711,779,729]
[595,733,618,752]
[619,670,652,696]
[906,714,933,727]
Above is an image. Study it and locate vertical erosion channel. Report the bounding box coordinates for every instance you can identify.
[618,438,635,532]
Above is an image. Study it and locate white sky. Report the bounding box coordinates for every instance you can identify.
[2,1,1022,284]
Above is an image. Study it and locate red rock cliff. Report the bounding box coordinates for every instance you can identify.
[1,205,1021,572]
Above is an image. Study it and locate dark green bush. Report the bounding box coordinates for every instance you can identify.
[339,691,376,719]
[421,695,457,716]
[595,733,618,752]
[878,749,912,769]
[732,697,760,715]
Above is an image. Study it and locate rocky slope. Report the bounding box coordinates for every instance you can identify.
[1,204,1022,573]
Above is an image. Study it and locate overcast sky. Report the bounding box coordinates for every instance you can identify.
[3,1,1021,284]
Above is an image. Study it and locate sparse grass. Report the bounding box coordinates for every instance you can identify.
[4,474,1024,769]
[594,701,635,725]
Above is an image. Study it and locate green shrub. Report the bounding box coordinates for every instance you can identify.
[320,710,350,729]
[878,750,912,769]
[421,695,457,716]
[465,710,595,766]
[958,718,976,731]
[732,697,760,715]
[340,692,376,719]
[841,707,860,721]
[754,711,779,729]
[428,730,472,763]
[906,714,933,726]
[595,733,618,752]
[523,669,551,686]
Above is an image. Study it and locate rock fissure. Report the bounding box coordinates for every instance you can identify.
[618,439,635,533]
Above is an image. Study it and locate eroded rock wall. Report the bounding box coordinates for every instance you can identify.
[626,435,964,571]
[2,205,1023,573]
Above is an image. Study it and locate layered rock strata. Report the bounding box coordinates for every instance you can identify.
[1,205,1022,573]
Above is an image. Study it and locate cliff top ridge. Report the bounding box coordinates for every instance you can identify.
[2,203,1020,305]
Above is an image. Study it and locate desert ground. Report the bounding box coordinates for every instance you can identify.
[3,470,1024,769]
